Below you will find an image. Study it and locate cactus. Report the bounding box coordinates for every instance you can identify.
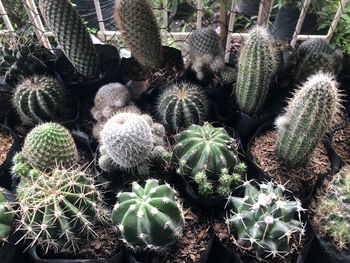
[114,0,163,69]
[0,188,14,243]
[98,112,168,175]
[12,123,78,175]
[13,76,69,125]
[39,0,100,78]
[157,83,209,133]
[174,123,246,197]
[112,179,184,249]
[297,39,333,61]
[275,72,342,166]
[235,26,277,116]
[227,180,305,259]
[16,167,107,251]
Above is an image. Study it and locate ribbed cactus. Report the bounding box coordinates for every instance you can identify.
[157,83,209,133]
[98,112,169,175]
[39,0,100,78]
[112,179,184,249]
[114,0,163,69]
[0,188,14,243]
[16,168,106,251]
[313,167,350,250]
[275,72,342,166]
[297,39,333,61]
[13,76,69,125]
[227,180,305,259]
[235,26,277,116]
[12,123,78,175]
[174,123,246,197]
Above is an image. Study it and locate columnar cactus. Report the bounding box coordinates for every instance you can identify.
[275,72,342,166]
[16,168,107,251]
[0,188,14,243]
[98,112,169,175]
[235,26,277,116]
[39,0,100,78]
[13,76,69,125]
[12,123,78,175]
[112,179,184,249]
[174,123,246,197]
[114,0,163,69]
[227,180,305,259]
[157,83,209,133]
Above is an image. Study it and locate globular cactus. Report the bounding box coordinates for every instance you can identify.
[13,76,69,125]
[114,0,163,69]
[313,167,350,250]
[275,72,342,166]
[235,26,277,116]
[174,123,246,197]
[98,112,169,175]
[297,39,334,61]
[16,168,107,251]
[157,83,209,133]
[112,179,184,249]
[39,0,100,78]
[227,180,305,259]
[12,123,78,175]
[0,188,14,243]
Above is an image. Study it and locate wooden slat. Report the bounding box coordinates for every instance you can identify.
[326,0,348,42]
[162,0,169,44]
[257,0,274,27]
[93,0,106,41]
[290,0,311,47]
[224,0,238,62]
[0,0,15,34]
[196,0,203,29]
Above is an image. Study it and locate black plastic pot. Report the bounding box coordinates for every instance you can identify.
[236,0,260,17]
[271,6,300,42]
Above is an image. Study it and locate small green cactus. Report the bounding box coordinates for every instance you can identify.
[39,0,100,78]
[227,180,305,259]
[157,83,209,133]
[16,167,107,251]
[114,0,163,69]
[275,72,342,166]
[112,179,184,250]
[13,76,69,125]
[12,123,78,174]
[0,188,14,243]
[174,123,246,197]
[235,26,277,116]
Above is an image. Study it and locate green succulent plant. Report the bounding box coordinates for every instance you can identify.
[0,188,14,243]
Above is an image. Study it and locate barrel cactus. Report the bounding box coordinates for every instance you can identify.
[0,188,14,243]
[12,123,78,175]
[16,168,107,251]
[39,0,100,78]
[235,26,277,116]
[174,123,246,197]
[114,0,163,69]
[227,180,305,259]
[112,179,184,250]
[275,72,342,166]
[157,83,209,133]
[13,76,69,125]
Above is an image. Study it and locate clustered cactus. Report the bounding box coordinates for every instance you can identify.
[157,83,209,133]
[13,76,70,125]
[16,167,107,252]
[0,188,14,243]
[235,26,277,116]
[39,0,100,78]
[227,180,305,259]
[275,72,342,166]
[114,0,163,69]
[99,112,169,175]
[174,123,246,197]
[12,122,78,176]
[112,179,185,250]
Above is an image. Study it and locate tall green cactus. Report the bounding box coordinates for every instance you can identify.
[235,26,277,115]
[275,72,342,166]
[0,188,14,242]
[114,0,163,69]
[112,179,184,250]
[39,0,100,78]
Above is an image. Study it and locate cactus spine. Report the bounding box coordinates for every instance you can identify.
[235,26,277,115]
[114,0,163,69]
[227,180,305,259]
[0,188,14,243]
[157,83,209,133]
[39,0,100,78]
[275,72,342,166]
[112,179,184,249]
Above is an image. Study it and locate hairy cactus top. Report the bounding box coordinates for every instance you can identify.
[227,180,305,259]
[112,179,184,250]
[0,188,14,243]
